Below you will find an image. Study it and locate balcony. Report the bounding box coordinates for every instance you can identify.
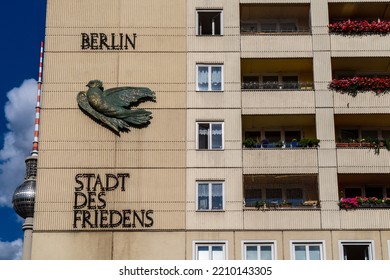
[240,3,311,35]
[242,58,314,113]
[331,57,390,113]
[338,174,390,208]
[242,115,318,173]
[329,3,390,55]
[337,174,390,229]
[335,115,390,171]
[244,174,319,207]
[242,81,313,91]
[243,174,320,230]
[240,3,311,57]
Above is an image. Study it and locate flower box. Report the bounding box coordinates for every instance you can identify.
[328,19,390,35]
[329,77,390,96]
[340,196,390,210]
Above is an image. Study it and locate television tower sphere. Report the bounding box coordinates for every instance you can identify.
[12,179,36,219]
[12,156,37,219]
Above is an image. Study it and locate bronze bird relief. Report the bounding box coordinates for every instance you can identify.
[77,80,156,133]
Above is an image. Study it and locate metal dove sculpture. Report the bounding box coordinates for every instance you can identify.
[77,80,156,133]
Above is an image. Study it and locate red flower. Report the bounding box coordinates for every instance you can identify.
[328,19,390,35]
[329,77,390,96]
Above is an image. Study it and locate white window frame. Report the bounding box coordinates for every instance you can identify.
[290,240,325,260]
[196,121,224,150]
[339,240,374,260]
[242,240,277,260]
[196,64,224,91]
[196,9,224,36]
[193,241,228,260]
[196,181,224,211]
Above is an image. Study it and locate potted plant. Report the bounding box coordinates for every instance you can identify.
[261,139,269,148]
[255,200,267,210]
[280,200,292,208]
[299,138,320,148]
[336,138,349,148]
[339,197,358,210]
[291,138,299,148]
[243,137,257,148]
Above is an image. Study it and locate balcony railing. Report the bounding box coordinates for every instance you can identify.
[242,81,314,90]
[240,28,311,35]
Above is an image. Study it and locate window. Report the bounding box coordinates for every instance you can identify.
[197,182,224,210]
[264,131,281,143]
[266,188,282,206]
[197,10,223,35]
[292,242,324,260]
[260,23,278,33]
[342,185,386,198]
[241,23,257,33]
[339,241,373,260]
[282,76,299,89]
[263,75,279,89]
[260,22,297,33]
[344,187,362,198]
[197,122,224,150]
[280,22,298,32]
[244,187,262,207]
[365,186,383,198]
[197,64,223,91]
[286,188,304,206]
[285,130,301,142]
[243,242,276,260]
[194,242,226,260]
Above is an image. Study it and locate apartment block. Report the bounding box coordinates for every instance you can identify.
[31,0,390,260]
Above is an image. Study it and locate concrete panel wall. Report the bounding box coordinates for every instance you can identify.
[241,36,313,58]
[242,91,315,115]
[36,0,187,236]
[243,149,319,174]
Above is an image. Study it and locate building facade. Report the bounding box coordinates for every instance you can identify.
[31,0,390,260]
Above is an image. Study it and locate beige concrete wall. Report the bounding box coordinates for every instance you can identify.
[32,232,113,259]
[113,232,186,260]
[243,149,318,174]
[337,149,390,173]
[241,36,313,58]
[36,0,187,236]
[32,230,390,259]
[242,90,315,115]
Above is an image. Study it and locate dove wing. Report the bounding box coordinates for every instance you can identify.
[77,91,130,133]
[102,86,155,107]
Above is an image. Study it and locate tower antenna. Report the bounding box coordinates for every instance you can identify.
[31,41,44,156]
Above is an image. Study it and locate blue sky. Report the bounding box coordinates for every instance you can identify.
[0,1,47,259]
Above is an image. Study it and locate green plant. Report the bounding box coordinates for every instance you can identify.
[255,200,267,210]
[383,138,390,151]
[280,200,292,207]
[365,137,381,155]
[243,137,257,148]
[299,138,320,148]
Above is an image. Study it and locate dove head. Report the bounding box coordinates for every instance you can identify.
[86,80,104,90]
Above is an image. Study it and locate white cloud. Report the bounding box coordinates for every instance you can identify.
[0,79,37,207]
[0,239,23,260]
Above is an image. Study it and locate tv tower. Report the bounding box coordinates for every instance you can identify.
[12,41,44,260]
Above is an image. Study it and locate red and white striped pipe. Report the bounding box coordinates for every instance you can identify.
[31,41,44,157]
